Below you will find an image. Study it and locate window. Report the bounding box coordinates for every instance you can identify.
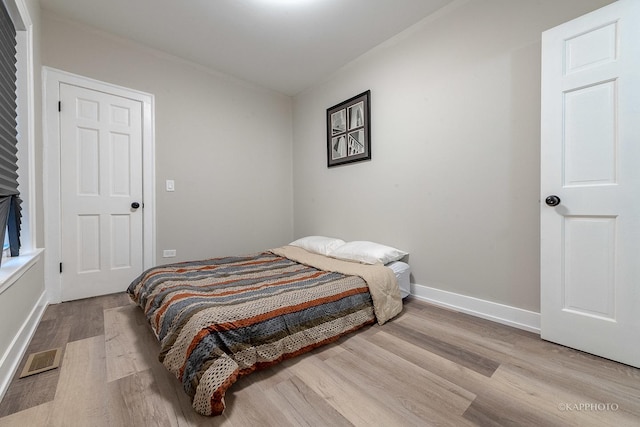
[0,0,37,285]
[0,0,21,266]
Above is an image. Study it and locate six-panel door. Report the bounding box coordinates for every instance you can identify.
[60,83,144,301]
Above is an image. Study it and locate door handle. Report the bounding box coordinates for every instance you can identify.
[131,202,140,209]
[545,195,561,207]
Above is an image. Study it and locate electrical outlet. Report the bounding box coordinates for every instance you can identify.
[163,249,176,258]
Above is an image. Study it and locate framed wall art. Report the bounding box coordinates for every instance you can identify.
[326,90,371,167]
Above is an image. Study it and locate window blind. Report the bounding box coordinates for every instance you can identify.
[0,1,20,264]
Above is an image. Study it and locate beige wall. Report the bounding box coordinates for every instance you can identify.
[0,259,45,361]
[292,0,613,312]
[41,13,294,262]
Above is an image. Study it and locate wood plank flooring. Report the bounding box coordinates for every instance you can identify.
[0,294,638,426]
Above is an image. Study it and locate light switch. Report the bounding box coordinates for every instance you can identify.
[166,179,175,192]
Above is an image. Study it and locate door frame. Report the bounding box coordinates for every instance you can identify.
[43,67,156,303]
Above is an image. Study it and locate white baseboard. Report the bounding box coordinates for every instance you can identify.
[410,283,540,334]
[0,289,48,401]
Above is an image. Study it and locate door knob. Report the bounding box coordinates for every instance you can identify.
[131,202,140,209]
[545,195,561,207]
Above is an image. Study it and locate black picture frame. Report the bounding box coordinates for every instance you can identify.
[327,90,371,167]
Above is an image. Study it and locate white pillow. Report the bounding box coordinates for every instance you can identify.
[288,236,345,256]
[329,241,408,265]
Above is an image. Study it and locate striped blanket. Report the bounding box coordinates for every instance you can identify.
[127,248,401,416]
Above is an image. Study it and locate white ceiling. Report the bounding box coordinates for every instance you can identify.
[39,0,454,95]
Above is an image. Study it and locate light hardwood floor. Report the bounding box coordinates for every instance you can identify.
[0,294,638,426]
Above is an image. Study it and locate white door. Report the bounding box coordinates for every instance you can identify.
[60,83,144,301]
[541,0,640,368]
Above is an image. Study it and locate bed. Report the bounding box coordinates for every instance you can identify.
[127,241,406,416]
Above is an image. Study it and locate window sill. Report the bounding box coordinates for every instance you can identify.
[0,248,44,296]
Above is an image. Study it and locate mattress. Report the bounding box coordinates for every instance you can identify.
[387,261,411,298]
[127,248,402,416]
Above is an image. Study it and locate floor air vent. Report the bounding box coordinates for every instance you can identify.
[19,348,62,378]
